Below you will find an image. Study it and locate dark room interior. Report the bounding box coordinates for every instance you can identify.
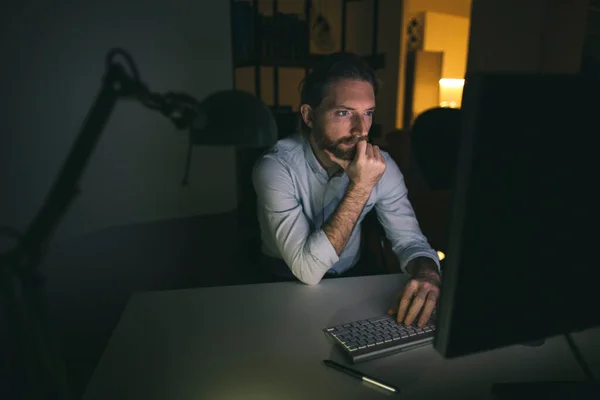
[1,0,599,399]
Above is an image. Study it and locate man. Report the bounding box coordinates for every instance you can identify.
[252,53,440,328]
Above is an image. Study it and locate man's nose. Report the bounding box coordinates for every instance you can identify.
[351,115,368,136]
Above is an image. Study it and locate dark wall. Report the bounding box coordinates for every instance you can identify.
[0,0,237,243]
[0,0,246,397]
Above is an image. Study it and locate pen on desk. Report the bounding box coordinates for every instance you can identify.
[322,359,399,394]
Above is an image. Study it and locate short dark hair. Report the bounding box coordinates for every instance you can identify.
[298,52,380,135]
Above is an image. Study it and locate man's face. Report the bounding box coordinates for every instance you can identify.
[305,79,376,161]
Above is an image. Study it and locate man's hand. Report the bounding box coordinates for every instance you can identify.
[325,139,386,189]
[388,257,441,328]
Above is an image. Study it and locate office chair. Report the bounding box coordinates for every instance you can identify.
[411,107,462,191]
[408,107,462,261]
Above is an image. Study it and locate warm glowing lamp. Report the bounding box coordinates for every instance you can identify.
[437,250,446,261]
[439,78,464,108]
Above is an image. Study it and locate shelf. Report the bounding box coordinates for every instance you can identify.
[235,53,385,69]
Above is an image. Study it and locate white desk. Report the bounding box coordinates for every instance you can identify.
[84,274,598,400]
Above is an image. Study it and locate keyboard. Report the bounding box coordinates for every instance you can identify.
[323,311,437,363]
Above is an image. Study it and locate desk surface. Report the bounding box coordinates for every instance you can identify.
[84,274,598,400]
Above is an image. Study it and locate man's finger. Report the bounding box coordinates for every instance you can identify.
[354,139,368,159]
[365,143,374,159]
[403,290,427,326]
[417,291,438,328]
[373,145,385,163]
[388,291,402,315]
[396,281,418,323]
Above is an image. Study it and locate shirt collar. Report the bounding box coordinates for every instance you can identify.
[302,135,347,184]
[303,135,329,184]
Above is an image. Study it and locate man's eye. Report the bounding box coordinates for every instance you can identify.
[366,111,375,117]
[336,110,349,117]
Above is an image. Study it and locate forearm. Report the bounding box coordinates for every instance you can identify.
[323,182,372,255]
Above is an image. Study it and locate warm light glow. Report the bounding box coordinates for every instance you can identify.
[439,78,465,87]
[437,250,446,261]
[439,78,464,108]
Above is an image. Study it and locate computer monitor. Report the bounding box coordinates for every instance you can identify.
[434,72,600,359]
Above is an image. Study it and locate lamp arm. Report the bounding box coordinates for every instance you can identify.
[0,48,201,400]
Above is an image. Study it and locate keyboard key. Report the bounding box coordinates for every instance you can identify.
[368,316,389,323]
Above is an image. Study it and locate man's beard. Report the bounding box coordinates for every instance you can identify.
[312,127,367,161]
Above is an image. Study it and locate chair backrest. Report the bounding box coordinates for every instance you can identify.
[238,147,270,274]
[411,107,462,191]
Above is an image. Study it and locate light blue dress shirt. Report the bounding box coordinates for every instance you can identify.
[252,134,440,285]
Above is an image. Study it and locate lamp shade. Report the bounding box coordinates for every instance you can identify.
[190,90,278,147]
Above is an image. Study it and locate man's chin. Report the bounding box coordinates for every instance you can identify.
[335,148,356,161]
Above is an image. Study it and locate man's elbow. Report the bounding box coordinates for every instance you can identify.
[287,244,334,285]
[290,259,327,285]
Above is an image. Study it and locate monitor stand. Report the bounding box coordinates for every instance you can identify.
[491,381,599,400]
[494,338,598,399]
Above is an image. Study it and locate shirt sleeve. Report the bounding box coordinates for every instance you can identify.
[375,153,440,274]
[252,155,339,284]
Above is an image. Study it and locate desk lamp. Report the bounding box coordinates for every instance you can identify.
[0,48,277,400]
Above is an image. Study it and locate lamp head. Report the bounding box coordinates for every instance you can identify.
[191,90,278,147]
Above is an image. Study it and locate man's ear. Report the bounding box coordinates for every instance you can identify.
[300,104,313,128]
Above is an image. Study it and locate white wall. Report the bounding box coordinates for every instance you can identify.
[396,0,472,128]
[0,0,236,243]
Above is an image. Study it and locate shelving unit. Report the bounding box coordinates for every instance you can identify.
[230,0,385,110]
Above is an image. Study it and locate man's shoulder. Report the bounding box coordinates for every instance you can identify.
[253,134,306,178]
[376,149,400,175]
[257,134,306,167]
[379,148,393,162]
[375,149,405,190]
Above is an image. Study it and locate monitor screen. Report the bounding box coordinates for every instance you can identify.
[434,73,600,358]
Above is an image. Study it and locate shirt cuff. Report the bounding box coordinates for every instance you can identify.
[307,229,340,268]
[400,249,441,275]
